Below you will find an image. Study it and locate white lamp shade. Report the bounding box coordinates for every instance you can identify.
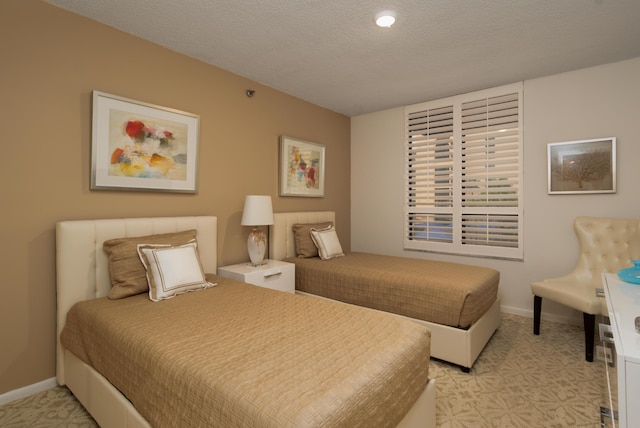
[241,195,274,226]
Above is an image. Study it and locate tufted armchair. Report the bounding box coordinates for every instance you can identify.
[531,216,639,362]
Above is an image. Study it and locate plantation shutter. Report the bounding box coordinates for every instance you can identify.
[405,83,523,259]
[406,105,454,243]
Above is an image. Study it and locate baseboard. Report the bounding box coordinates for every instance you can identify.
[500,305,531,318]
[0,378,57,406]
[500,304,582,326]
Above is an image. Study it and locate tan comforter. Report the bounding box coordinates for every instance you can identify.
[61,275,431,428]
[286,252,499,328]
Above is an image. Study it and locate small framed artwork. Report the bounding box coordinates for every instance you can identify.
[547,137,616,194]
[279,136,325,197]
[91,90,200,193]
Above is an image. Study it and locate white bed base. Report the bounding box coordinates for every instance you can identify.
[56,215,435,428]
[270,211,501,371]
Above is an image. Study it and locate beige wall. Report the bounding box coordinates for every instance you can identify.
[0,1,350,395]
[352,57,640,323]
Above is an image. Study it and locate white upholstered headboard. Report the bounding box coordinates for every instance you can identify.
[269,211,335,260]
[55,216,217,384]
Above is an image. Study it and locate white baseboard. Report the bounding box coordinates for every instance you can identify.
[0,378,57,406]
[500,304,582,327]
[500,305,531,318]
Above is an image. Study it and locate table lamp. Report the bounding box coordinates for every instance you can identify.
[241,195,274,266]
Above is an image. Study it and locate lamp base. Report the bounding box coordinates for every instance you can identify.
[247,228,267,266]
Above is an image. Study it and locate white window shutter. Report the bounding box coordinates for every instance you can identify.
[405,83,523,259]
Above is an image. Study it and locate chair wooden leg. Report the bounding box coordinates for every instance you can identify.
[584,313,595,362]
[533,295,542,335]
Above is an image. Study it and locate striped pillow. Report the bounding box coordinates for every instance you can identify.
[292,222,333,257]
[137,242,215,301]
[103,229,198,299]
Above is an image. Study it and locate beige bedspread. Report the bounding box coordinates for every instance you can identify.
[61,275,431,428]
[287,252,499,328]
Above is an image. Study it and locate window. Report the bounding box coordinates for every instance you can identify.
[404,83,523,260]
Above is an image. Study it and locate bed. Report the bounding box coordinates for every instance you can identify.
[269,211,501,371]
[56,215,436,428]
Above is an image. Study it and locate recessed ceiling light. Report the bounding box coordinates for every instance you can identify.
[375,11,396,28]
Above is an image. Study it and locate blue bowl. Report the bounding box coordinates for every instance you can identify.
[619,260,640,285]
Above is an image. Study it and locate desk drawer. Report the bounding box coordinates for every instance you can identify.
[599,318,618,427]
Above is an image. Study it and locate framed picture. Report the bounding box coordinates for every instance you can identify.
[91,91,200,193]
[547,137,616,194]
[279,136,325,197]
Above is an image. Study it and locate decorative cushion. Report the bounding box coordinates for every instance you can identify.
[138,242,215,301]
[103,229,198,299]
[292,222,333,258]
[310,225,344,260]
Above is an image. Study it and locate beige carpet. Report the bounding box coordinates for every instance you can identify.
[431,313,604,427]
[0,314,604,427]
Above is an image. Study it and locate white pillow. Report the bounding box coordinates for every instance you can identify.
[137,242,215,301]
[310,225,344,260]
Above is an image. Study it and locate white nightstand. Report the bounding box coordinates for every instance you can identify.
[217,259,295,293]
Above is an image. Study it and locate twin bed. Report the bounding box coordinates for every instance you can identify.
[56,211,500,427]
[56,216,436,428]
[269,211,501,372]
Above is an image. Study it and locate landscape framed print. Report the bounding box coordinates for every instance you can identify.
[547,137,616,194]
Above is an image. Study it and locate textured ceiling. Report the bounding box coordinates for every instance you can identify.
[46,0,640,117]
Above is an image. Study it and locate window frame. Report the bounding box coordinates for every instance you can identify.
[404,82,524,260]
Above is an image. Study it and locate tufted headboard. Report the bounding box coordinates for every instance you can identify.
[269,211,335,260]
[55,216,217,384]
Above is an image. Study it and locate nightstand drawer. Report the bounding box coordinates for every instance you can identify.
[243,265,294,293]
[217,260,295,293]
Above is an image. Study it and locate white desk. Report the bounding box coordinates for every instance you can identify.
[603,273,640,428]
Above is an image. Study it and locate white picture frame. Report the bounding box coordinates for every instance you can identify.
[547,137,616,195]
[279,136,325,197]
[91,91,200,193]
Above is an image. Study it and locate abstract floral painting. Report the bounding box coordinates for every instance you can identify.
[92,91,199,192]
[279,136,325,197]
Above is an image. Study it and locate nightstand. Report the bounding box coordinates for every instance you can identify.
[217,259,295,293]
